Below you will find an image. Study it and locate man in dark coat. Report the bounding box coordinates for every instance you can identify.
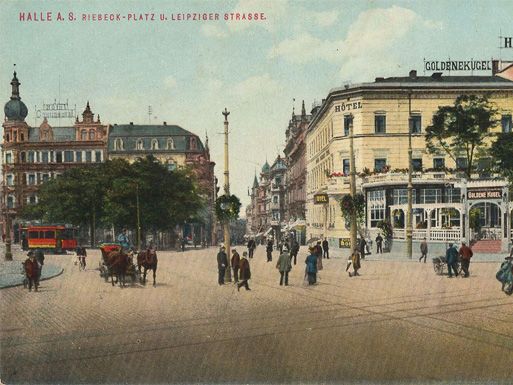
[375,233,383,254]
[217,246,228,285]
[247,238,256,258]
[314,241,323,270]
[24,252,39,292]
[21,233,28,251]
[446,243,459,278]
[305,248,318,285]
[359,238,367,259]
[237,252,251,291]
[290,239,299,265]
[458,241,473,278]
[35,248,45,279]
[266,239,273,262]
[231,249,240,283]
[419,238,428,263]
[322,238,329,259]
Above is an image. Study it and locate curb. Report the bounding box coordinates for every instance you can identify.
[0,267,64,289]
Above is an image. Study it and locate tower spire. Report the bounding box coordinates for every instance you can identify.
[10,65,21,100]
[301,100,306,117]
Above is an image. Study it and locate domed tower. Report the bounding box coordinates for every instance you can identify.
[3,70,30,144]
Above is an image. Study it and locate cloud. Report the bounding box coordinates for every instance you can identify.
[201,24,228,38]
[164,75,177,89]
[231,73,280,97]
[312,10,339,28]
[268,33,340,64]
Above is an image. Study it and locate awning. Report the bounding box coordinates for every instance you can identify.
[292,220,307,229]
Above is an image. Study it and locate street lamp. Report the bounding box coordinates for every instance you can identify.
[4,210,13,261]
[222,108,232,282]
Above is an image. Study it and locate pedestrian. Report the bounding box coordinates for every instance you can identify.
[290,239,299,265]
[359,237,367,259]
[21,233,28,251]
[24,252,39,292]
[348,248,361,277]
[446,243,459,278]
[231,248,240,283]
[322,238,329,259]
[315,241,323,270]
[419,237,428,263]
[458,240,473,278]
[247,238,256,258]
[237,251,251,291]
[305,247,318,285]
[35,248,45,279]
[217,246,228,285]
[181,237,186,252]
[375,233,383,254]
[278,239,284,254]
[2,233,5,243]
[77,246,87,269]
[266,238,273,262]
[496,255,513,294]
[276,245,292,286]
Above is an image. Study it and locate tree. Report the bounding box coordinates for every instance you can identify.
[490,132,513,180]
[425,95,499,178]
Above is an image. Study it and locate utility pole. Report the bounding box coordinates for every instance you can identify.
[136,183,141,250]
[406,91,413,259]
[349,114,357,252]
[222,108,232,282]
[4,211,12,261]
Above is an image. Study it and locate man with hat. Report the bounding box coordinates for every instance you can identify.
[458,240,473,278]
[237,251,251,291]
[446,243,459,278]
[217,245,228,285]
[231,248,240,283]
[24,251,39,292]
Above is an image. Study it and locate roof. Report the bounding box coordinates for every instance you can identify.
[109,124,193,137]
[374,75,513,84]
[28,127,75,142]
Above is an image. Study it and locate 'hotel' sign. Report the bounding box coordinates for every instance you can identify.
[467,189,502,200]
[314,194,329,204]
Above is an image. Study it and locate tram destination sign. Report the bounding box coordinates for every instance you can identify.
[467,188,502,200]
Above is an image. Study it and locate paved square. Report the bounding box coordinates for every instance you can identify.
[1,246,512,384]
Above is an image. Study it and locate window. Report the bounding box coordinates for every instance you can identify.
[28,174,36,185]
[190,137,197,150]
[6,175,14,186]
[41,174,49,182]
[166,138,175,150]
[375,114,386,134]
[456,157,467,170]
[20,152,26,163]
[478,157,492,170]
[20,133,24,141]
[420,188,442,204]
[114,138,124,150]
[151,139,159,150]
[368,190,385,228]
[56,152,62,163]
[502,115,512,133]
[64,151,73,162]
[85,151,92,162]
[393,189,416,205]
[410,115,421,134]
[89,130,95,140]
[446,188,461,203]
[412,158,423,171]
[273,196,278,203]
[343,159,350,175]
[5,153,12,163]
[5,133,9,142]
[374,158,387,172]
[433,158,445,170]
[136,139,144,150]
[45,231,55,239]
[167,161,176,171]
[343,115,352,136]
[28,151,35,163]
[28,195,36,204]
[75,151,82,162]
[7,195,15,209]
[81,130,87,140]
[95,151,102,162]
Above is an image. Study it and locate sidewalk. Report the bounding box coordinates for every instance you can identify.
[0,244,64,289]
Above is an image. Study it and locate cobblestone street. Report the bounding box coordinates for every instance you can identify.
[1,246,512,384]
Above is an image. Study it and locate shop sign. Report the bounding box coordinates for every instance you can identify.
[424,60,492,72]
[35,99,77,120]
[314,194,329,204]
[339,238,350,248]
[467,188,502,200]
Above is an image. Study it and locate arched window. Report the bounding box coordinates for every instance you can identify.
[151,139,159,150]
[28,195,37,204]
[190,137,197,150]
[89,130,95,140]
[136,139,144,150]
[20,133,24,141]
[81,130,87,140]
[7,195,15,209]
[166,138,174,150]
[114,138,124,151]
[20,152,26,163]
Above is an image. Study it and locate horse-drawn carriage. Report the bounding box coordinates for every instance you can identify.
[99,243,158,287]
[99,243,139,287]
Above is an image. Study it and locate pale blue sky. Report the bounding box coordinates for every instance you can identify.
[1,0,512,208]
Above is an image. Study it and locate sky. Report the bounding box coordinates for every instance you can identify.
[1,0,512,210]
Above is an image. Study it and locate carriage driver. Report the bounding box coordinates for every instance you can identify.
[117,229,131,251]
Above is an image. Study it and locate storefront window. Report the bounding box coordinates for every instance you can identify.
[445,188,461,203]
[420,188,442,204]
[393,189,416,205]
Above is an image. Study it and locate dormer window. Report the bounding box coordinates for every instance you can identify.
[136,139,144,150]
[114,138,124,151]
[166,138,175,150]
[151,139,159,150]
[190,137,197,150]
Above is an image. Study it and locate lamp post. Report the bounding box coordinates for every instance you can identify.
[349,114,357,252]
[4,211,13,261]
[406,91,413,259]
[136,183,141,250]
[222,108,232,282]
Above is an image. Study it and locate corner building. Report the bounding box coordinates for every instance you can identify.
[305,70,513,254]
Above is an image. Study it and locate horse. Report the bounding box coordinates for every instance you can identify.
[105,250,130,288]
[137,248,158,286]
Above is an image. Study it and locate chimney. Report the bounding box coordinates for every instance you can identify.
[163,121,167,125]
[129,122,133,125]
[409,70,417,79]
[492,60,499,75]
[431,72,443,80]
[375,77,385,82]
